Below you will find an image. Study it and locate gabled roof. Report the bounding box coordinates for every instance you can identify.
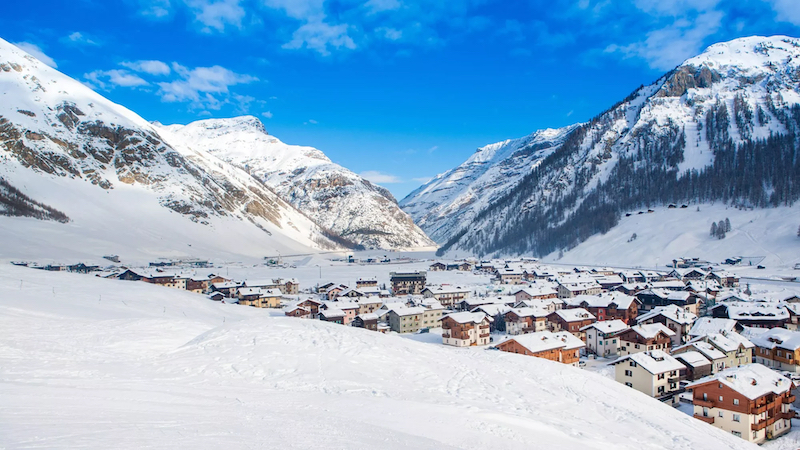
[749,327,800,351]
[687,364,792,400]
[713,302,789,320]
[636,305,697,325]
[625,323,676,339]
[580,319,629,334]
[706,332,755,352]
[470,304,511,317]
[675,341,726,360]
[500,331,585,354]
[441,311,490,325]
[611,350,684,375]
[506,307,550,319]
[674,351,711,368]
[551,308,596,322]
[689,318,738,337]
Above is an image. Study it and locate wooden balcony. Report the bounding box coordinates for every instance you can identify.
[694,414,714,424]
[783,395,796,404]
[750,404,768,415]
[693,398,713,408]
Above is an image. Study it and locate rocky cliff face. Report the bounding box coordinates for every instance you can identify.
[0,38,348,254]
[403,35,800,257]
[156,118,435,249]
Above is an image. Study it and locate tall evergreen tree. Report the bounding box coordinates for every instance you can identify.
[710,222,718,237]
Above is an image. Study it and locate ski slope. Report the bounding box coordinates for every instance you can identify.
[0,264,756,449]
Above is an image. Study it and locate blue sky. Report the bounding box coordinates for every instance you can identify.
[3,0,799,199]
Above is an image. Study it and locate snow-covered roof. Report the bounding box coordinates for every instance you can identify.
[320,308,345,318]
[580,319,629,334]
[626,323,676,339]
[706,332,754,352]
[687,364,792,400]
[675,341,726,361]
[389,306,425,317]
[715,302,788,320]
[552,308,596,322]
[636,305,697,325]
[441,311,490,325]
[749,327,800,351]
[470,304,511,317]
[564,292,637,309]
[501,331,585,354]
[513,285,558,297]
[507,307,550,319]
[612,350,684,375]
[423,285,471,295]
[356,313,380,321]
[689,318,738,337]
[650,280,686,289]
[674,351,711,368]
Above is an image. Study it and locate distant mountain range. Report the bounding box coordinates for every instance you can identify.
[0,37,432,261]
[401,35,800,258]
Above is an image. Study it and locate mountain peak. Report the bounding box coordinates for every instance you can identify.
[683,35,800,72]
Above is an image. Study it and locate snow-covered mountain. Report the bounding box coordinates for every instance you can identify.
[0,37,350,262]
[155,118,434,250]
[404,35,800,258]
[400,125,579,243]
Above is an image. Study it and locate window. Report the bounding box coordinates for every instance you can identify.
[732,431,741,437]
[719,396,723,402]
[625,382,632,387]
[599,340,603,345]
[658,373,665,380]
[718,411,724,418]
[752,431,758,440]
[612,339,617,344]
[703,393,708,400]
[733,414,741,422]
[625,370,633,377]
[702,407,709,417]
[733,399,739,405]
[635,344,640,349]
[657,386,665,393]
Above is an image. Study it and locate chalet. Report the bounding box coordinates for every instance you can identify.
[749,328,800,373]
[512,285,559,302]
[386,306,425,334]
[356,297,384,316]
[208,292,225,302]
[319,307,345,324]
[331,301,360,325]
[325,284,348,300]
[356,278,378,288]
[514,298,565,312]
[210,281,243,298]
[611,350,684,403]
[615,283,648,296]
[422,285,471,307]
[352,313,380,331]
[440,312,492,347]
[704,332,755,369]
[495,331,585,366]
[709,271,740,288]
[390,271,426,295]
[673,341,728,374]
[595,275,624,291]
[117,269,145,281]
[710,302,789,329]
[420,301,445,329]
[688,364,795,443]
[186,276,210,293]
[238,288,282,308]
[668,268,708,280]
[337,287,367,298]
[689,318,741,339]
[650,280,688,291]
[617,323,675,356]
[557,281,602,299]
[581,319,629,357]
[562,292,639,324]
[546,308,596,339]
[208,274,232,284]
[527,268,557,280]
[458,296,515,312]
[674,351,713,381]
[428,262,447,271]
[316,282,337,294]
[296,298,323,315]
[636,305,697,346]
[503,308,550,335]
[785,303,800,331]
[636,289,699,315]
[495,268,525,284]
[284,305,313,319]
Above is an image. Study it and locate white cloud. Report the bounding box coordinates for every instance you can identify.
[185,0,246,32]
[263,0,326,21]
[138,0,172,18]
[412,176,432,184]
[157,64,258,110]
[283,20,357,56]
[767,0,800,25]
[84,69,149,89]
[604,10,723,70]
[121,60,172,76]
[364,0,401,14]
[633,0,720,16]
[262,111,274,118]
[360,170,403,184]
[376,27,403,40]
[306,119,318,124]
[65,32,100,46]
[12,42,57,68]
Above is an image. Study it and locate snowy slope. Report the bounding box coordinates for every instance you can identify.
[421,35,800,257]
[156,117,434,250]
[0,38,348,262]
[400,125,579,243]
[0,264,757,449]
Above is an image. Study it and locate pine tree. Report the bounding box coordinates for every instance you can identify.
[710,222,718,237]
[797,224,800,237]
[725,218,731,232]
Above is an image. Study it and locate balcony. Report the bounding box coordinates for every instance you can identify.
[693,398,714,408]
[784,395,796,404]
[694,414,715,424]
[479,333,490,338]
[751,404,768,415]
